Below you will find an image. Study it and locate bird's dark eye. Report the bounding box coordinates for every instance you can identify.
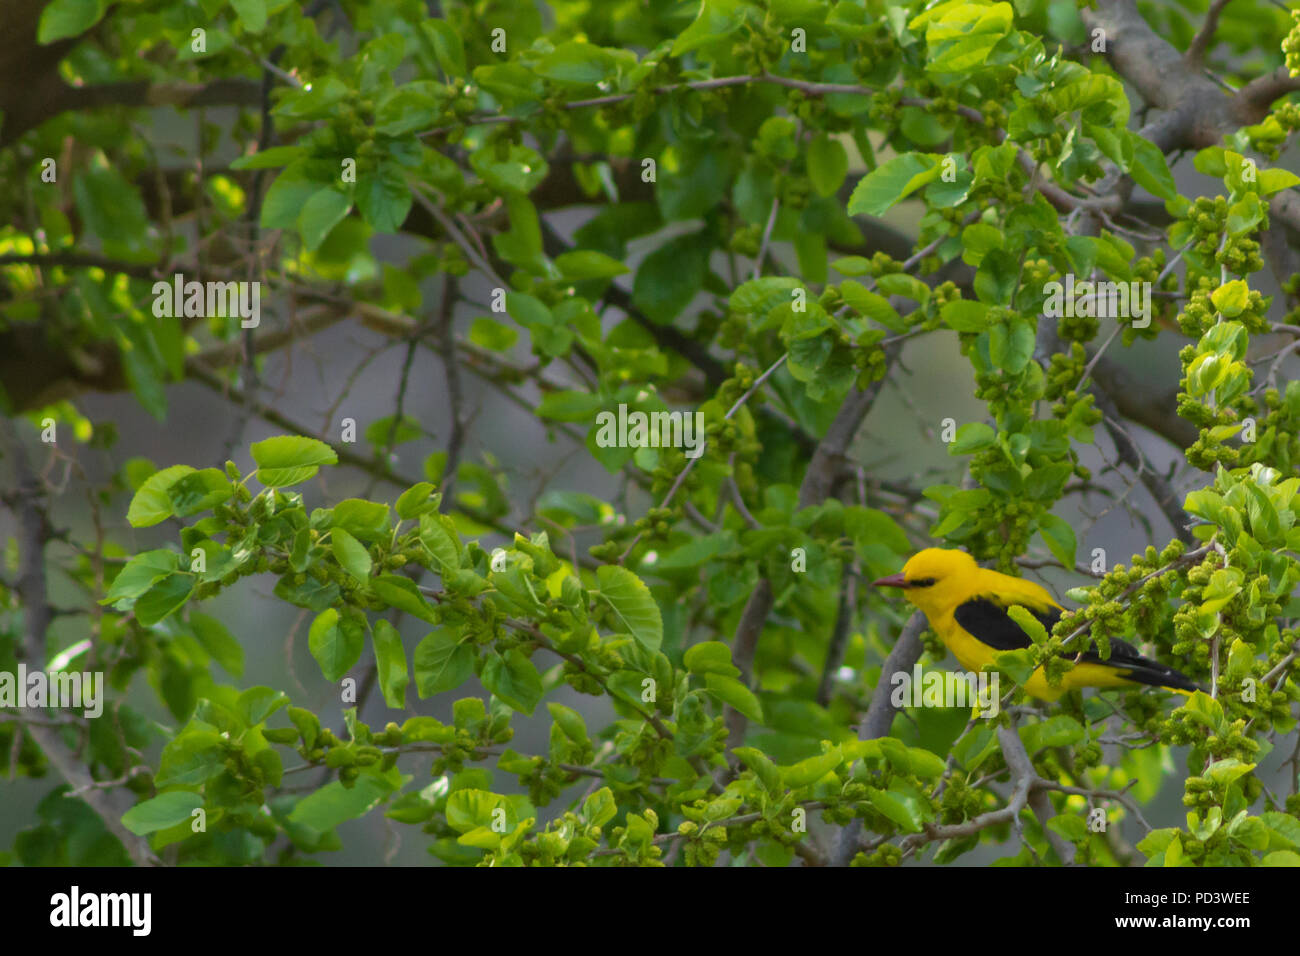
[909,577,937,588]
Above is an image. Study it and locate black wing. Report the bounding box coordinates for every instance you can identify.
[953,596,1062,651]
[953,597,1200,692]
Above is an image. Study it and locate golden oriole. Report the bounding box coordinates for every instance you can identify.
[873,547,1199,700]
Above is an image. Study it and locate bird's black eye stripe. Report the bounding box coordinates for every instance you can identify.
[909,577,937,588]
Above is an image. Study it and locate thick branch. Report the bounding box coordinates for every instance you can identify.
[2,75,262,147]
[830,610,926,866]
[1235,66,1300,117]
[998,723,1076,865]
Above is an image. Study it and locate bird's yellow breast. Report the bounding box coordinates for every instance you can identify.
[932,610,996,673]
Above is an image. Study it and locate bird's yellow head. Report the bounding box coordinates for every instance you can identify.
[872,548,978,617]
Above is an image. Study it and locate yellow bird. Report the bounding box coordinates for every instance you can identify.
[873,548,1199,701]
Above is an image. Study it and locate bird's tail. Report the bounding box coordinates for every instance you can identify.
[1119,657,1203,695]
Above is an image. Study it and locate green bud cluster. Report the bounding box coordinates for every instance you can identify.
[1284,10,1300,76]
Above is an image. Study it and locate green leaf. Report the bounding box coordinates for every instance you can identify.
[419,514,461,573]
[422,18,467,77]
[991,648,1037,685]
[1211,280,1249,317]
[371,574,439,624]
[1181,691,1226,732]
[840,282,904,331]
[554,250,628,280]
[308,609,365,682]
[595,566,663,652]
[683,641,741,677]
[1205,757,1255,788]
[582,787,618,826]
[783,749,842,788]
[506,291,552,330]
[413,629,474,697]
[250,435,337,488]
[1037,513,1077,568]
[1047,814,1089,842]
[845,507,913,553]
[1022,715,1086,752]
[807,134,849,197]
[1007,605,1050,644]
[156,729,224,787]
[847,153,939,216]
[536,390,606,422]
[38,0,107,45]
[1193,146,1228,177]
[470,143,549,195]
[289,707,321,750]
[134,575,194,627]
[729,276,801,321]
[469,318,517,351]
[987,319,1035,373]
[330,527,372,583]
[1128,137,1177,201]
[481,649,544,715]
[332,498,391,541]
[373,88,439,137]
[1262,850,1300,866]
[395,482,440,520]
[867,787,923,832]
[444,789,513,834]
[356,164,411,234]
[230,0,268,32]
[166,468,233,517]
[126,465,195,527]
[672,0,744,55]
[632,231,709,324]
[1226,193,1263,237]
[704,674,764,723]
[121,792,202,836]
[949,422,996,454]
[274,574,340,613]
[190,612,244,678]
[262,166,329,230]
[371,620,409,709]
[298,188,353,252]
[237,685,288,725]
[535,41,617,86]
[1051,75,1128,126]
[925,161,974,206]
[733,746,781,791]
[1257,168,1300,195]
[941,299,990,332]
[230,145,305,171]
[472,63,544,105]
[904,746,947,779]
[832,256,872,276]
[103,549,180,603]
[289,773,394,833]
[704,795,743,821]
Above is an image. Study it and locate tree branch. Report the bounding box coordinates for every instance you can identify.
[0,416,159,866]
[1185,0,1234,67]
[830,610,926,866]
[998,722,1076,865]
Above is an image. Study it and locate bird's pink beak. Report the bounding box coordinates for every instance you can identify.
[872,573,909,589]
